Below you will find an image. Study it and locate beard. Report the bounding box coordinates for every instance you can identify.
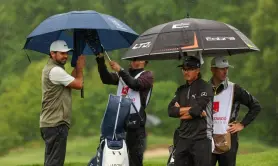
[57,59,67,65]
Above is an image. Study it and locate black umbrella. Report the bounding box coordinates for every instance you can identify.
[122,18,259,60]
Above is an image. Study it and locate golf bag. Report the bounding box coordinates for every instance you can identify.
[88,94,132,166]
[167,127,179,166]
[166,128,215,166]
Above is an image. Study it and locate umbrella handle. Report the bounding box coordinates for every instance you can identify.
[81,83,84,98]
[103,50,120,78]
[74,68,84,98]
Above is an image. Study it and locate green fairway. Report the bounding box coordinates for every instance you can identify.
[0,135,277,166]
[0,135,172,166]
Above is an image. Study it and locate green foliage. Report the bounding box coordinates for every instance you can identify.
[0,0,276,155]
[146,81,179,135]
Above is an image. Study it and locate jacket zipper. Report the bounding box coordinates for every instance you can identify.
[187,86,191,99]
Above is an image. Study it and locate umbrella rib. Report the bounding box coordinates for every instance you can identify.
[148,23,170,56]
[118,31,134,45]
[204,47,248,50]
[99,14,113,30]
[222,23,254,50]
[192,19,204,52]
[56,30,63,41]
[98,14,130,48]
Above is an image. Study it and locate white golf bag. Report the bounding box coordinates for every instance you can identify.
[88,94,132,166]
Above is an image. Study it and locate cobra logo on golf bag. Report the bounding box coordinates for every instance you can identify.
[132,42,151,49]
[206,37,236,41]
[112,151,122,155]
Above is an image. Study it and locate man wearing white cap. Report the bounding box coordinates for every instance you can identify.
[40,40,85,166]
[210,56,261,166]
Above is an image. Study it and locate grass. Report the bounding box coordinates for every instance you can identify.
[0,134,172,166]
[1,135,277,166]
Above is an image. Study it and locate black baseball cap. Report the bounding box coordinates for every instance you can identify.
[177,56,201,68]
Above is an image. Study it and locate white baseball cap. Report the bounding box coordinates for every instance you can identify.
[50,40,73,53]
[211,56,234,68]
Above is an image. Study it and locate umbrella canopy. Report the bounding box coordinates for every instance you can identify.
[23,10,138,98]
[23,10,138,56]
[122,18,259,60]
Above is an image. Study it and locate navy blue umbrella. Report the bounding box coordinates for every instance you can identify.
[24,10,138,56]
[24,10,138,97]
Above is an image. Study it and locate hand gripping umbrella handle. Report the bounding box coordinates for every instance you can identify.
[73,29,87,99]
[103,49,119,78]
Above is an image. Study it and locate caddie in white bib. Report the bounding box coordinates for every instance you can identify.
[213,82,235,134]
[116,71,151,115]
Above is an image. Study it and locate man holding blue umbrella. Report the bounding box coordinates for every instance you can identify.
[40,40,85,166]
[23,10,140,98]
[23,10,140,166]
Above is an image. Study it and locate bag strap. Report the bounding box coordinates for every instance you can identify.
[227,83,235,124]
[130,98,144,122]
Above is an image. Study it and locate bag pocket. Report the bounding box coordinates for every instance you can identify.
[213,132,231,154]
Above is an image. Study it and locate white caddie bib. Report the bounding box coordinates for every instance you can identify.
[213,82,235,134]
[116,71,151,114]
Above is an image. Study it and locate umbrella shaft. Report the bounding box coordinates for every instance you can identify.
[104,50,112,61]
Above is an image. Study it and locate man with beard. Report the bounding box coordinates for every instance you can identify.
[40,40,86,166]
[96,53,153,166]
